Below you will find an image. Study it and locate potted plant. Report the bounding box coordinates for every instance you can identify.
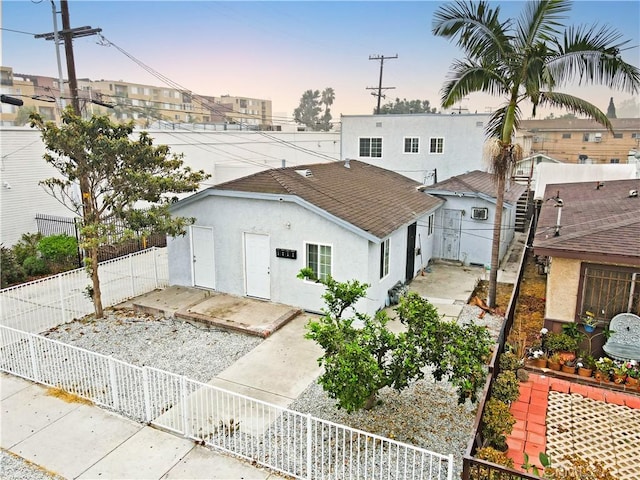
[612,361,628,384]
[595,357,614,382]
[577,355,596,377]
[528,348,547,368]
[581,311,598,333]
[626,362,639,389]
[561,358,577,374]
[545,332,579,361]
[547,353,562,371]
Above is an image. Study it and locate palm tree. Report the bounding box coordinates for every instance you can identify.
[321,87,335,108]
[433,0,639,307]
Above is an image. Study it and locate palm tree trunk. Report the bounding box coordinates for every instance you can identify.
[488,173,506,308]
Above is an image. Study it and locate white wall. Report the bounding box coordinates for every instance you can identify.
[340,114,490,184]
[168,192,438,316]
[0,128,73,246]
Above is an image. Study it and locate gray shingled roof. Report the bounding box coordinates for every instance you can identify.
[533,179,640,263]
[427,170,526,204]
[212,160,443,239]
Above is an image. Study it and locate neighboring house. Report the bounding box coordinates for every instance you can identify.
[340,113,490,184]
[0,127,339,246]
[167,160,443,315]
[424,171,527,267]
[515,118,640,164]
[514,153,562,179]
[533,179,640,341]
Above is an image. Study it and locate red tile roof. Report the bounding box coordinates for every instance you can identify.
[214,160,443,239]
[533,179,640,264]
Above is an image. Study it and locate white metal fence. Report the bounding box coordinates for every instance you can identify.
[1,325,454,480]
[0,247,168,333]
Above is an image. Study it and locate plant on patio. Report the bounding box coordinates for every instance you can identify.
[545,332,579,357]
[576,355,596,377]
[481,398,515,451]
[581,311,599,333]
[611,361,628,384]
[491,371,520,404]
[595,357,614,381]
[474,446,514,470]
[299,269,493,412]
[499,351,523,372]
[540,454,618,480]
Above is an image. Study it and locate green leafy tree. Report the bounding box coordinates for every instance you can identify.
[293,87,335,131]
[433,0,640,307]
[299,268,491,412]
[30,107,210,318]
[378,98,437,114]
[14,106,38,126]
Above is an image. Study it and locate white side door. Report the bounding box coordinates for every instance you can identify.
[244,233,270,299]
[191,226,215,289]
[442,209,462,261]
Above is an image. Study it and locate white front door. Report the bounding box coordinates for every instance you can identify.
[244,233,270,299]
[191,226,215,289]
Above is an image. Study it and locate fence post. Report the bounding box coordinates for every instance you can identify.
[306,413,312,480]
[57,275,67,324]
[129,253,136,298]
[447,453,454,480]
[143,367,151,423]
[28,335,40,382]
[181,375,190,438]
[153,248,159,289]
[108,356,120,410]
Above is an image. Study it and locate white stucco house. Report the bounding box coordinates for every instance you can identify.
[424,171,526,267]
[340,113,491,185]
[167,160,443,315]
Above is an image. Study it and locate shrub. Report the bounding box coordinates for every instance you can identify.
[13,233,42,264]
[492,371,520,404]
[1,245,26,288]
[475,446,515,469]
[545,332,579,353]
[23,255,49,276]
[499,351,522,372]
[482,398,515,450]
[38,234,78,270]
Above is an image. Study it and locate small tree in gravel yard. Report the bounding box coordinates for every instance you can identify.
[31,108,209,318]
[299,269,492,412]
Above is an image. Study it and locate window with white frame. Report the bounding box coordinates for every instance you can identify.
[404,137,419,154]
[380,239,390,279]
[306,243,332,281]
[427,213,435,236]
[429,137,444,153]
[359,137,382,158]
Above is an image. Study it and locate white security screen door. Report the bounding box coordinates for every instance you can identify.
[191,226,215,289]
[244,233,270,299]
[442,209,462,261]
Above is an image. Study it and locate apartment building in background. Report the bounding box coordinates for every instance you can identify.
[0,66,273,129]
[516,118,640,164]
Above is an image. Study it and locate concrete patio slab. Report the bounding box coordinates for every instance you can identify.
[77,426,194,480]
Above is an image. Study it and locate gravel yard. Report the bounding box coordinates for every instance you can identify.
[5,303,504,479]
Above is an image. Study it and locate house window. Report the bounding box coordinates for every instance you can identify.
[428,213,434,236]
[582,133,589,142]
[306,243,332,281]
[580,264,640,320]
[429,138,444,153]
[610,158,620,164]
[562,133,571,139]
[613,133,623,139]
[632,133,640,139]
[359,137,382,158]
[380,239,390,279]
[404,137,419,153]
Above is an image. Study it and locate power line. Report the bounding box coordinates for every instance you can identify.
[366,54,397,115]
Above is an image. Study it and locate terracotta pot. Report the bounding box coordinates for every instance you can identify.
[548,361,561,371]
[594,371,609,382]
[558,351,576,363]
[531,358,547,368]
[625,376,639,388]
[561,364,576,374]
[613,373,627,385]
[578,367,593,377]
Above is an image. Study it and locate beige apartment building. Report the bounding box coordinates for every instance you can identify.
[517,118,640,164]
[1,66,273,128]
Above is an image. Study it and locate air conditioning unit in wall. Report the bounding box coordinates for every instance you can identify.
[471,207,489,220]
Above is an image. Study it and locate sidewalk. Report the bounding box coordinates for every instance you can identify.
[1,373,285,480]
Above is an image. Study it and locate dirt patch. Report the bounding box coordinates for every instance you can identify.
[46,387,93,405]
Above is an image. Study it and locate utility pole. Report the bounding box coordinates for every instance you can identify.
[366,54,397,114]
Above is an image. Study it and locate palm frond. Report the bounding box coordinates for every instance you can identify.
[515,0,570,49]
[538,91,612,131]
[485,104,522,141]
[441,59,509,108]
[547,25,640,93]
[432,1,513,60]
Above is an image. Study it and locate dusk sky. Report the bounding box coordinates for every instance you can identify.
[2,1,639,122]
